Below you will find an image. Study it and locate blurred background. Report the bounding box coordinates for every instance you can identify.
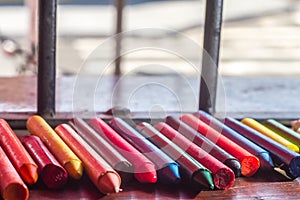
[0,0,300,117]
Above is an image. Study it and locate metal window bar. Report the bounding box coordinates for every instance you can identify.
[36,0,223,118]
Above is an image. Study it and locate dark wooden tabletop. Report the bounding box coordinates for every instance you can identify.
[28,169,300,199]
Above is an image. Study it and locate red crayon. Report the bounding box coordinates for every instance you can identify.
[21,135,68,189]
[89,118,157,183]
[154,122,235,190]
[180,114,260,177]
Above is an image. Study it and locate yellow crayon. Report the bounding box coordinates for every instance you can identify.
[26,115,83,179]
[241,118,299,153]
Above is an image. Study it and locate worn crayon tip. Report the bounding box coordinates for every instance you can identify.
[193,169,214,190]
[287,144,299,153]
[19,163,38,185]
[98,172,121,194]
[224,159,242,177]
[241,156,260,177]
[3,183,29,200]
[213,168,235,190]
[64,160,83,180]
[257,152,274,170]
[42,164,69,189]
[158,163,181,184]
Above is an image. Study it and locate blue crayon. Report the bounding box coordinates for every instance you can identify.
[224,116,300,179]
[109,117,181,184]
[195,111,274,170]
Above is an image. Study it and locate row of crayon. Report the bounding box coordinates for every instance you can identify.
[0,112,299,199]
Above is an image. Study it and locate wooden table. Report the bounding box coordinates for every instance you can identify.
[27,170,300,199]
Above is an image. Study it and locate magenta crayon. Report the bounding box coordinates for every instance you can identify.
[89,117,158,183]
[194,111,274,170]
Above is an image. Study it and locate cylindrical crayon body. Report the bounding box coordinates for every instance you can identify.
[0,146,29,200]
[225,117,300,179]
[137,122,214,190]
[55,124,121,194]
[195,111,274,170]
[88,118,157,184]
[166,116,241,177]
[21,135,68,189]
[154,122,235,190]
[109,118,181,184]
[0,118,38,185]
[26,115,83,180]
[69,118,134,182]
[180,114,260,177]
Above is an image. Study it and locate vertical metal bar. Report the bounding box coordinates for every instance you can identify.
[114,0,124,76]
[37,0,57,117]
[199,0,223,113]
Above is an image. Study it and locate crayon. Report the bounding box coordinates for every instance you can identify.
[166,116,241,177]
[55,124,121,194]
[291,119,300,133]
[137,122,214,190]
[69,118,134,182]
[89,117,158,183]
[21,135,68,189]
[180,114,260,177]
[225,117,300,179]
[155,122,235,190]
[241,118,299,153]
[0,119,38,185]
[194,111,274,170]
[0,146,29,200]
[264,119,300,148]
[109,117,181,184]
[26,115,83,180]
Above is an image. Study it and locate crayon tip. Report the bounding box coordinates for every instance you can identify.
[64,160,83,180]
[193,169,214,190]
[224,159,242,177]
[241,156,260,177]
[19,164,38,185]
[98,172,121,194]
[213,168,235,190]
[134,163,158,183]
[158,163,181,184]
[3,183,29,200]
[41,164,69,189]
[289,156,300,178]
[257,152,274,170]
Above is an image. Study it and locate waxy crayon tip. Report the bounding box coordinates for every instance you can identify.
[4,183,29,200]
[134,163,158,183]
[193,169,214,190]
[213,168,235,190]
[98,172,121,194]
[241,156,260,177]
[42,164,69,189]
[158,163,181,184]
[19,164,38,185]
[257,152,274,170]
[64,160,83,180]
[224,159,242,177]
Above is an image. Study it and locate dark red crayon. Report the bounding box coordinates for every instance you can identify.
[21,135,68,189]
[224,117,300,179]
[166,116,241,177]
[180,114,260,177]
[89,117,157,183]
[154,122,235,190]
[109,118,181,184]
[194,111,274,170]
[137,122,215,190]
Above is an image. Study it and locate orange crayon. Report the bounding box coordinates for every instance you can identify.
[55,124,121,194]
[0,146,29,200]
[26,115,83,180]
[0,119,38,185]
